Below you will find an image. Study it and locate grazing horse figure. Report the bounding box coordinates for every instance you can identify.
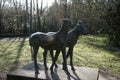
[43,21,86,70]
[29,19,73,74]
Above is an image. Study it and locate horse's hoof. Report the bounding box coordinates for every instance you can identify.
[45,67,48,70]
[36,66,39,69]
[67,72,70,75]
[55,64,58,68]
[64,70,70,75]
[62,67,66,70]
[35,71,39,74]
[51,72,54,75]
[51,71,54,74]
[71,67,75,71]
[50,67,54,74]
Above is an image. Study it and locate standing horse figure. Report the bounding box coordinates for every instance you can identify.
[29,19,73,74]
[43,21,86,70]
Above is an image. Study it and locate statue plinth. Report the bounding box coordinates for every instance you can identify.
[7,62,99,80]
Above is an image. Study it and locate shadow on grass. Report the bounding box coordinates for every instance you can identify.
[0,38,17,57]
[83,37,120,57]
[12,37,26,70]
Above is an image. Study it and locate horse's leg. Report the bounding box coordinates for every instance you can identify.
[62,47,70,69]
[69,46,75,70]
[43,49,48,70]
[66,47,71,59]
[50,50,60,74]
[33,46,39,74]
[30,46,34,61]
[62,48,70,75]
[50,50,58,68]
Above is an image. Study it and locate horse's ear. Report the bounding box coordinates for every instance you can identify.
[78,20,83,24]
[62,18,70,22]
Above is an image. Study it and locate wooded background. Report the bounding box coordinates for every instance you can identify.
[0,0,120,47]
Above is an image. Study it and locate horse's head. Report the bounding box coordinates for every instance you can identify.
[61,18,74,31]
[76,21,86,35]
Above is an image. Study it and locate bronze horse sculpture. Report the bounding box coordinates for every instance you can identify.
[29,19,73,74]
[43,21,86,70]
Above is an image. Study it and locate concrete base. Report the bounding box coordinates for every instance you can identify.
[7,62,99,80]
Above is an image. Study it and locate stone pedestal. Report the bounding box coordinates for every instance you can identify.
[7,62,99,80]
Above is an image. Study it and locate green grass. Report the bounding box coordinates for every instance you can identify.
[0,35,120,75]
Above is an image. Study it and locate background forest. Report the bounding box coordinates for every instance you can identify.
[0,0,120,47]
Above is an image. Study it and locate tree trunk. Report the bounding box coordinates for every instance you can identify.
[0,13,2,34]
[0,0,6,35]
[64,0,67,18]
[36,0,41,31]
[23,0,29,34]
[29,0,33,34]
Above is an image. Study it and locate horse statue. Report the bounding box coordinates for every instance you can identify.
[29,18,73,75]
[43,21,86,70]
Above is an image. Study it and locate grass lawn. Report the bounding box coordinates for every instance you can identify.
[0,35,120,76]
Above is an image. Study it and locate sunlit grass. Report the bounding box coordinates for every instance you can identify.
[0,35,120,75]
[73,36,120,74]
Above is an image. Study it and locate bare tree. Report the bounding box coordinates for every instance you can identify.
[64,0,67,18]
[23,0,29,34]
[13,0,18,28]
[33,0,37,32]
[36,0,40,31]
[29,0,32,34]
[58,0,67,19]
[0,0,6,34]
[40,0,43,15]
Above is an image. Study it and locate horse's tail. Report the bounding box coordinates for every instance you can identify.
[30,46,34,61]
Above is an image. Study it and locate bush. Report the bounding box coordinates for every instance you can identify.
[105,0,120,48]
